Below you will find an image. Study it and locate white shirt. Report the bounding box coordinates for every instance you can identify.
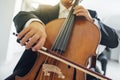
[58,2,71,18]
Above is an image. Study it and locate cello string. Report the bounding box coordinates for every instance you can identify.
[51,6,74,53]
[61,0,83,51]
[51,0,81,53]
[60,14,75,52]
[51,17,71,52]
[50,10,74,51]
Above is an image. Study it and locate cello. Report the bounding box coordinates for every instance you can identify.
[15,0,111,80]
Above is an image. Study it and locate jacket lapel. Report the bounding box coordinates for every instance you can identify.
[48,4,60,20]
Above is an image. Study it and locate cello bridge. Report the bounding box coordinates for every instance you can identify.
[42,64,65,79]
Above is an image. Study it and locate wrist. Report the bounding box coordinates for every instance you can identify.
[25,18,45,28]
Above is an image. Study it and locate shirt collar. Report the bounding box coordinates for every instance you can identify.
[59,2,72,13]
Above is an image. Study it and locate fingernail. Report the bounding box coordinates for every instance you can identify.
[32,48,36,51]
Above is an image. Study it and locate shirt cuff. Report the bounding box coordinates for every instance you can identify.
[93,18,101,29]
[25,18,45,28]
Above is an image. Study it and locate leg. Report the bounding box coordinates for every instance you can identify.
[97,52,108,75]
[5,49,37,80]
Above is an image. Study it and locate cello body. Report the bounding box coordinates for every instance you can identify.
[15,17,100,80]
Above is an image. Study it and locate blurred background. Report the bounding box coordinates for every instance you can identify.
[0,0,120,80]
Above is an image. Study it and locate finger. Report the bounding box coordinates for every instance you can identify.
[17,27,30,39]
[73,9,85,14]
[20,30,34,46]
[75,11,87,16]
[74,5,85,10]
[32,36,46,51]
[75,12,93,22]
[25,33,40,49]
[73,5,87,13]
[75,12,88,19]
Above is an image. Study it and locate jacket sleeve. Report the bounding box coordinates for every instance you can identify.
[97,18,119,48]
[13,11,39,33]
[88,9,119,48]
[94,11,119,48]
[13,4,54,33]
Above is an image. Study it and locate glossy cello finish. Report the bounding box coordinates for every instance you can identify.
[15,0,101,80]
